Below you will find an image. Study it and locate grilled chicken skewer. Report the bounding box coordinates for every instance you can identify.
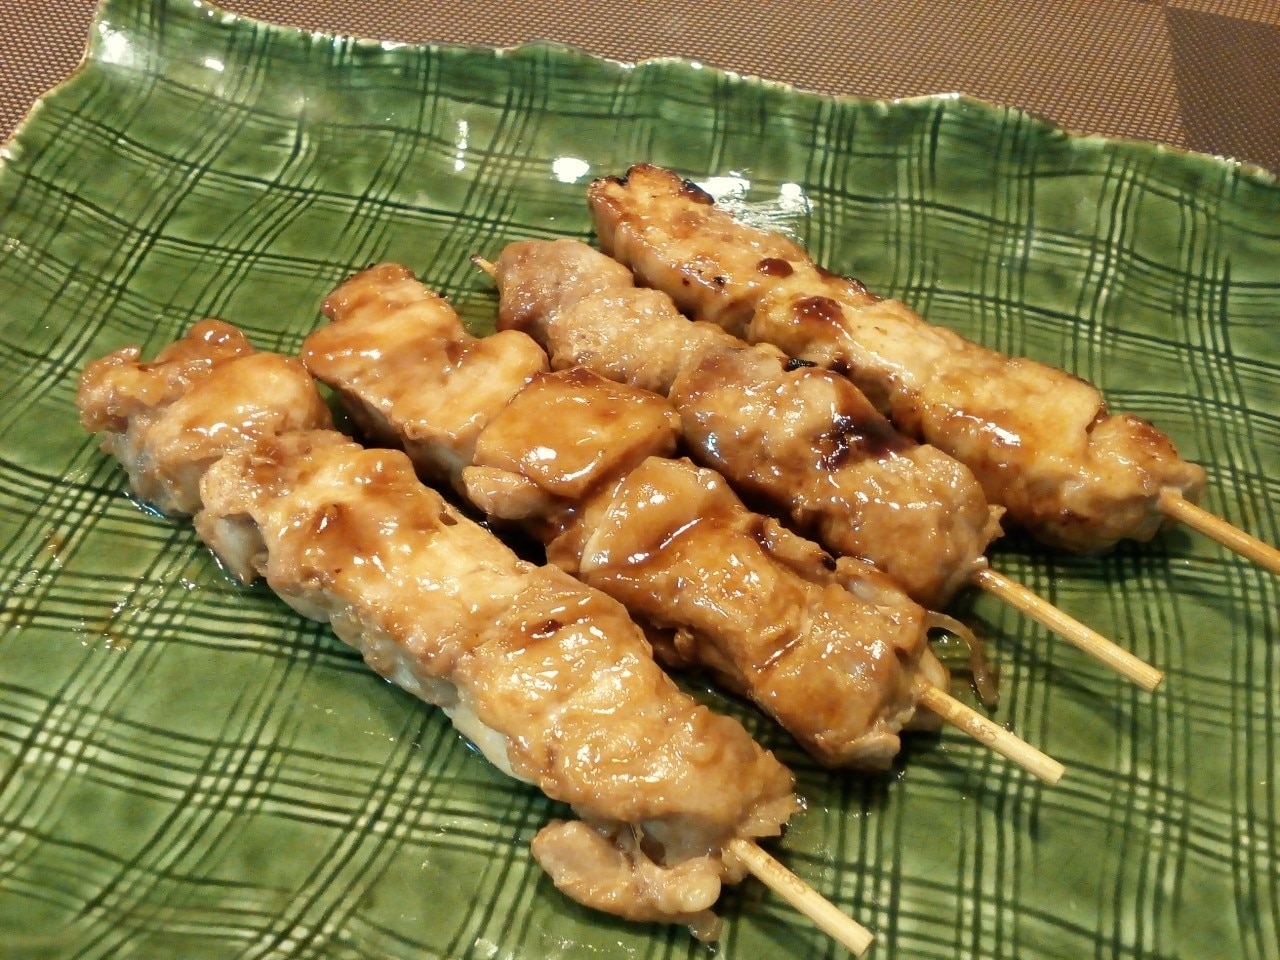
[305,263,1065,784]
[78,321,861,948]
[492,243,1000,611]
[588,164,1223,565]
[478,242,1162,691]
[308,264,937,769]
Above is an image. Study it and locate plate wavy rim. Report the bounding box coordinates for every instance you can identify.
[3,0,1276,190]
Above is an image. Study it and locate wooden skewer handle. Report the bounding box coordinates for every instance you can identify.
[1159,488,1280,577]
[970,566,1163,691]
[726,839,875,956]
[917,684,1066,785]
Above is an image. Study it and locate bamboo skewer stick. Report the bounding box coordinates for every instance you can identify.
[969,567,1164,691]
[727,841,875,956]
[727,683,1065,956]
[1159,488,1280,577]
[916,683,1066,784]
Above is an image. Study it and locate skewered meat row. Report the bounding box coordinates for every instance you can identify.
[484,238,1168,694]
[589,163,1207,554]
[77,321,801,938]
[305,263,950,769]
[491,238,1001,609]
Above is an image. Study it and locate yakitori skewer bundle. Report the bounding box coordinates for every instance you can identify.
[304,262,1065,784]
[489,242,999,611]
[586,163,1280,577]
[476,240,1161,690]
[77,321,877,955]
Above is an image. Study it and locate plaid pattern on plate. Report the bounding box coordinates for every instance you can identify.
[0,1,1275,957]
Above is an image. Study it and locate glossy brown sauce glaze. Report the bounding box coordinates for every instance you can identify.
[756,257,794,278]
[491,237,998,608]
[792,294,844,327]
[81,324,798,937]
[309,264,946,769]
[590,162,1207,552]
[305,263,549,486]
[76,319,332,515]
[593,164,807,335]
[550,456,944,767]
[475,367,680,502]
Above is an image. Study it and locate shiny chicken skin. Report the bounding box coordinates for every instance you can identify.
[78,325,799,937]
[589,163,1207,553]
[492,238,1000,608]
[306,264,948,769]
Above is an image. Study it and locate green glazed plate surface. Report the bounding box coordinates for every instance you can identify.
[0,2,1276,957]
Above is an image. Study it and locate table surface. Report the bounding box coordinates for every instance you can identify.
[3,0,1279,173]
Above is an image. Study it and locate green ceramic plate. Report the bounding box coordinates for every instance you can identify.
[0,1,1276,957]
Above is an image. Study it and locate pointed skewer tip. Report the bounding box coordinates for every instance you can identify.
[1158,488,1280,577]
[917,684,1065,785]
[970,565,1163,691]
[726,839,875,956]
